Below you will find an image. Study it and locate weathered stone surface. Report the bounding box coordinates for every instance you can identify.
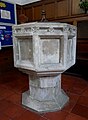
[22,89,69,113]
[13,22,77,112]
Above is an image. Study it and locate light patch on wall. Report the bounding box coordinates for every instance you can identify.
[21,0,40,5]
[5,0,40,5]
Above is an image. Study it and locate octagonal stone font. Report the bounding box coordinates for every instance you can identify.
[13,22,77,112]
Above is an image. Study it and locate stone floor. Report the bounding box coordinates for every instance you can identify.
[0,68,88,120]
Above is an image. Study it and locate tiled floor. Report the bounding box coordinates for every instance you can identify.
[0,68,88,120]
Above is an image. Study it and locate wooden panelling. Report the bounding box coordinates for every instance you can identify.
[16,7,21,16]
[57,0,69,17]
[16,5,22,22]
[24,7,33,22]
[19,0,71,22]
[71,0,84,15]
[77,21,88,39]
[77,21,88,60]
[17,0,88,22]
[45,2,55,19]
[33,5,42,21]
[77,40,88,60]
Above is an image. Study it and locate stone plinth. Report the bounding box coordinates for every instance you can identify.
[12,22,77,112]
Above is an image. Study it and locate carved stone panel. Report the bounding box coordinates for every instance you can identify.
[40,38,60,64]
[19,39,33,62]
